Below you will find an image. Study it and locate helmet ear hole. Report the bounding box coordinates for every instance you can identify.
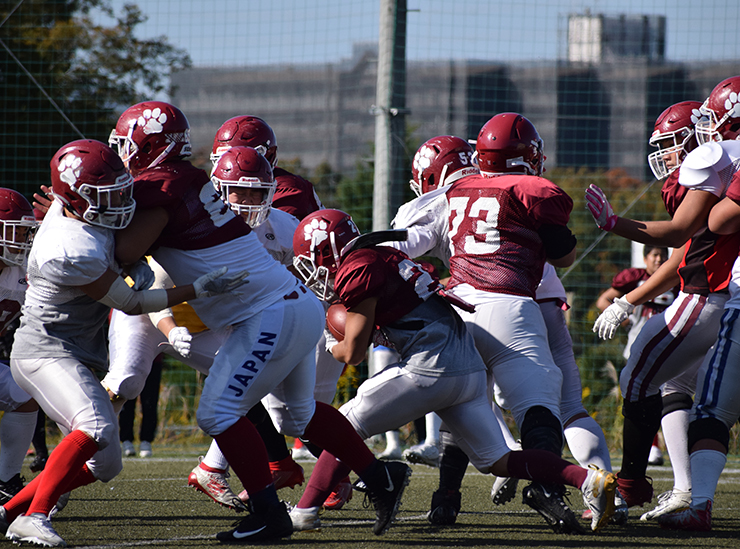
[427,173,435,190]
[142,142,152,154]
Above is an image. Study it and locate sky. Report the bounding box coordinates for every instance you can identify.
[96,0,740,68]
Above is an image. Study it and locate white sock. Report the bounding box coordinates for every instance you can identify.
[0,410,38,481]
[202,439,230,471]
[564,416,612,471]
[385,430,401,451]
[661,409,691,492]
[690,449,726,507]
[424,413,441,446]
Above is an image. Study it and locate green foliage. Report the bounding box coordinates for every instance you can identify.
[0,0,191,194]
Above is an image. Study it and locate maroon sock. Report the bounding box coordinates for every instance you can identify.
[302,402,375,473]
[214,417,272,495]
[26,430,98,516]
[506,449,588,489]
[296,450,351,508]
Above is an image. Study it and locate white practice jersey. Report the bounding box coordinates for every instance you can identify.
[12,201,115,370]
[252,208,300,267]
[0,264,28,334]
[387,186,451,263]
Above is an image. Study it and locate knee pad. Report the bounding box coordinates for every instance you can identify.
[520,406,563,454]
[662,392,693,417]
[688,417,729,452]
[622,394,663,433]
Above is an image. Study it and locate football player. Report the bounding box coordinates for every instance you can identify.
[0,189,40,505]
[289,208,617,534]
[1,139,242,547]
[110,101,413,542]
[592,101,703,521]
[387,124,618,530]
[587,80,740,515]
[656,76,740,532]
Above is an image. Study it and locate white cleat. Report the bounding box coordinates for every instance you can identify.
[581,466,617,532]
[403,442,440,467]
[6,513,66,547]
[640,489,691,521]
[289,506,321,532]
[491,476,519,505]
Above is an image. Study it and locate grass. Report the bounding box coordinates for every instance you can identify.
[24,450,740,549]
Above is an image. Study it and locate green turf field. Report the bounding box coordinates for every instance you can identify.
[28,450,740,549]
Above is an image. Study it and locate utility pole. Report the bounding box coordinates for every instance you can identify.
[372,0,407,231]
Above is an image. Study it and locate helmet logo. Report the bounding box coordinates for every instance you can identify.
[138,108,168,135]
[725,92,740,119]
[303,218,330,247]
[413,145,435,175]
[690,108,702,125]
[58,154,83,187]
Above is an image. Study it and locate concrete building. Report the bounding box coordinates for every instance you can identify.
[172,13,740,181]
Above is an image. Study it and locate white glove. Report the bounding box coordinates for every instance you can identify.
[167,326,192,358]
[128,259,155,291]
[324,328,339,354]
[192,267,249,298]
[593,295,635,340]
[585,184,618,231]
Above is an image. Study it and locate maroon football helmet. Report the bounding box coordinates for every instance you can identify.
[50,139,135,229]
[696,76,740,144]
[0,188,38,266]
[211,146,276,228]
[476,113,544,176]
[210,116,278,169]
[292,209,360,301]
[108,101,191,175]
[410,135,478,197]
[648,101,702,180]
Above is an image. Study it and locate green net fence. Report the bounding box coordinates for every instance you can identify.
[3,0,740,453]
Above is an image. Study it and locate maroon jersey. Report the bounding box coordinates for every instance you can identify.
[661,171,688,218]
[445,174,573,298]
[678,170,740,295]
[273,168,323,220]
[611,267,677,317]
[133,160,250,251]
[334,246,441,327]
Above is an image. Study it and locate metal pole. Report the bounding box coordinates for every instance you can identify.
[373,0,407,231]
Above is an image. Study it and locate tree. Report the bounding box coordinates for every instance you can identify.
[0,0,191,195]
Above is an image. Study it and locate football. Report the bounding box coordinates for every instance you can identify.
[326,302,348,341]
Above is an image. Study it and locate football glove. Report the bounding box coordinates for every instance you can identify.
[593,295,635,340]
[193,267,249,298]
[167,326,192,358]
[585,184,618,231]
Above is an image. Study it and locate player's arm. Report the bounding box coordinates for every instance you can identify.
[708,195,740,235]
[331,297,378,366]
[622,246,683,306]
[596,287,622,312]
[114,207,170,267]
[538,224,577,268]
[587,185,717,247]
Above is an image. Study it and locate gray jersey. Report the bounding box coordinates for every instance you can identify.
[11,201,116,371]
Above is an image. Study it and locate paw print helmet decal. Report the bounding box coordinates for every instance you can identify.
[292,209,360,301]
[211,146,276,228]
[210,116,278,170]
[648,100,702,180]
[476,113,545,177]
[50,140,135,229]
[697,76,740,144]
[109,101,191,175]
[0,188,38,267]
[410,135,478,197]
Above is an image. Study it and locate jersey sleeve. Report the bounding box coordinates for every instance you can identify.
[516,178,573,228]
[273,169,323,220]
[335,250,387,310]
[724,171,740,203]
[37,252,109,286]
[611,267,646,293]
[661,172,688,218]
[678,142,733,197]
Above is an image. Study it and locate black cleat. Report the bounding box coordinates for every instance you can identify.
[0,474,24,506]
[216,501,292,543]
[522,482,585,535]
[364,461,412,535]
[428,488,461,526]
